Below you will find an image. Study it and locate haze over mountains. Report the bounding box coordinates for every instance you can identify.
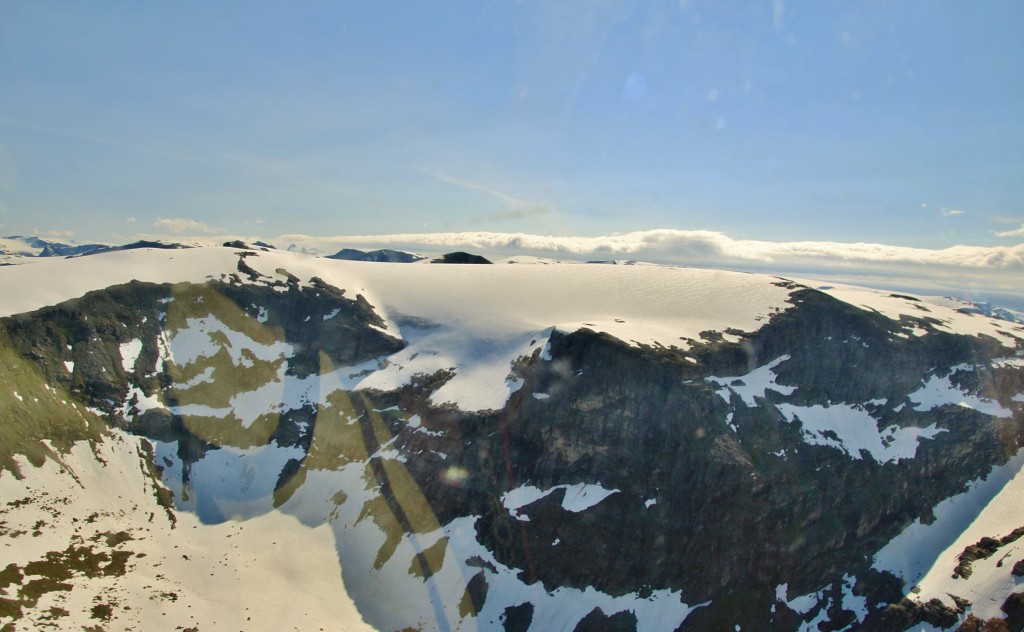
[0,240,1022,631]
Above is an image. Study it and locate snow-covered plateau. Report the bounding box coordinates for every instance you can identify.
[0,243,1022,632]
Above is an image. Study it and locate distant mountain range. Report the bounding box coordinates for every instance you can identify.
[0,235,108,258]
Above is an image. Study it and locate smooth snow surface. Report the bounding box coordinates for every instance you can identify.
[0,246,792,347]
[0,247,243,317]
[163,442,305,522]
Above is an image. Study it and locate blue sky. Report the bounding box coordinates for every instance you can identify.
[0,1,1022,249]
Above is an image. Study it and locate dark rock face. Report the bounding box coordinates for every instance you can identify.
[3,274,1022,631]
[1002,591,1024,631]
[501,602,533,631]
[431,251,493,264]
[77,240,188,256]
[371,289,1023,629]
[454,321,1014,601]
[573,607,638,631]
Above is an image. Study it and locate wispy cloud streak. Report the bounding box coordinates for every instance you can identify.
[430,170,525,207]
[996,224,1024,238]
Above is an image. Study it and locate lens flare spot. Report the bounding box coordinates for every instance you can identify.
[443,466,469,487]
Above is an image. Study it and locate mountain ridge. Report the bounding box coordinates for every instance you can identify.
[0,245,1021,631]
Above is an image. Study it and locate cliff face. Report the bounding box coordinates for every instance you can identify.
[1,259,1022,631]
[0,273,404,479]
[458,292,1023,629]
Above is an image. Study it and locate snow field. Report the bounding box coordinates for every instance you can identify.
[0,432,373,631]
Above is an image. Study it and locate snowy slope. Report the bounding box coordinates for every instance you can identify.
[806,281,1024,348]
[0,246,792,344]
[0,431,374,631]
[874,450,1024,622]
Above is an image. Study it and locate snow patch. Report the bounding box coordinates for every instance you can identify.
[502,483,620,519]
[119,339,143,373]
[122,386,163,417]
[776,583,824,615]
[707,355,794,407]
[994,356,1024,369]
[777,403,946,463]
[167,315,291,367]
[910,366,1013,418]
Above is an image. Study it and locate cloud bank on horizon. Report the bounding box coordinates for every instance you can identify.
[262,229,1024,299]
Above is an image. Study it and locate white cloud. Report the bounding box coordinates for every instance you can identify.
[125,217,136,224]
[996,224,1024,238]
[274,229,1023,272]
[271,229,1024,300]
[46,229,74,239]
[941,209,966,216]
[154,217,219,234]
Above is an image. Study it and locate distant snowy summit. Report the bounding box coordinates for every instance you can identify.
[326,247,426,263]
